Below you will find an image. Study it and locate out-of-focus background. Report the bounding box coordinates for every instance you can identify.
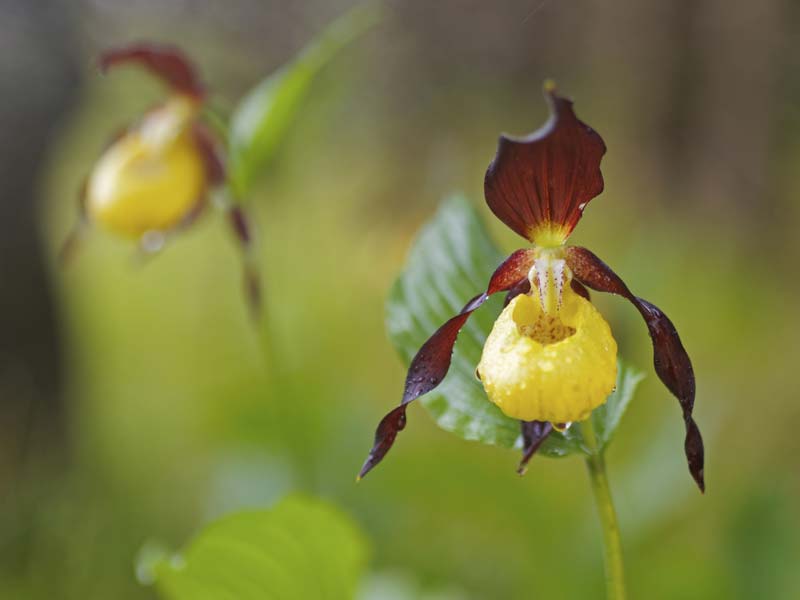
[2,0,800,598]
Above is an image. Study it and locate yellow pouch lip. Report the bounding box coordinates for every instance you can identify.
[86,128,206,238]
[477,289,618,423]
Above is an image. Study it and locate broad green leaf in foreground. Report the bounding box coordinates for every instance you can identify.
[227,2,381,197]
[143,495,368,600]
[386,196,644,458]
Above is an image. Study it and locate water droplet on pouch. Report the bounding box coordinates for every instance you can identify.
[141,230,165,254]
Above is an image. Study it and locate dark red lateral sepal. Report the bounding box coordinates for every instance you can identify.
[571,279,591,301]
[484,85,606,242]
[193,124,261,319]
[358,248,537,479]
[566,246,705,492]
[227,206,261,320]
[192,123,226,186]
[518,420,553,475]
[504,276,531,307]
[99,43,205,98]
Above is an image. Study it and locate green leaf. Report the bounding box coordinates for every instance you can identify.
[386,195,517,447]
[147,495,368,600]
[385,196,645,458]
[583,360,646,453]
[227,3,381,197]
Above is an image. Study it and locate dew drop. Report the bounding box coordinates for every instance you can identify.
[140,230,165,254]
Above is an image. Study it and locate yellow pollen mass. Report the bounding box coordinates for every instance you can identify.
[85,96,206,238]
[476,286,617,423]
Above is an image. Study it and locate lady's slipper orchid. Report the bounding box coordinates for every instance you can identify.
[60,43,259,313]
[360,83,705,491]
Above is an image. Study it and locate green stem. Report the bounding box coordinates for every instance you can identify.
[582,419,626,600]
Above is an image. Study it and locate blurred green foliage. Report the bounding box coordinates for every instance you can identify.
[1,1,799,599]
[144,495,368,599]
[227,3,381,198]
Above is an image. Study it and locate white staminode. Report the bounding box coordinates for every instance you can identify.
[139,97,196,150]
[531,252,568,315]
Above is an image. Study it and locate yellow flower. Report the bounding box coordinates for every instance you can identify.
[60,43,260,316]
[85,97,206,237]
[361,83,704,492]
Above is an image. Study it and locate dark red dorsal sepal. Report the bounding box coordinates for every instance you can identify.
[99,43,205,99]
[484,83,606,244]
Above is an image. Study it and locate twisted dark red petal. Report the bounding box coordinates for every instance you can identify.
[484,86,606,241]
[359,248,536,479]
[570,279,591,301]
[518,420,553,475]
[192,123,226,186]
[228,206,261,320]
[99,43,205,98]
[504,276,531,307]
[566,246,705,492]
[190,123,258,318]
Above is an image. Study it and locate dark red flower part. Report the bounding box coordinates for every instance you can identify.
[518,420,553,475]
[570,279,591,301]
[504,276,531,307]
[99,43,205,98]
[192,123,226,186]
[505,277,590,306]
[228,205,262,320]
[484,83,606,243]
[358,248,537,480]
[193,118,261,318]
[565,246,705,492]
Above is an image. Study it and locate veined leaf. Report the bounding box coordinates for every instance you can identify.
[146,495,368,600]
[386,196,644,458]
[386,196,516,447]
[227,2,381,197]
[583,360,646,453]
